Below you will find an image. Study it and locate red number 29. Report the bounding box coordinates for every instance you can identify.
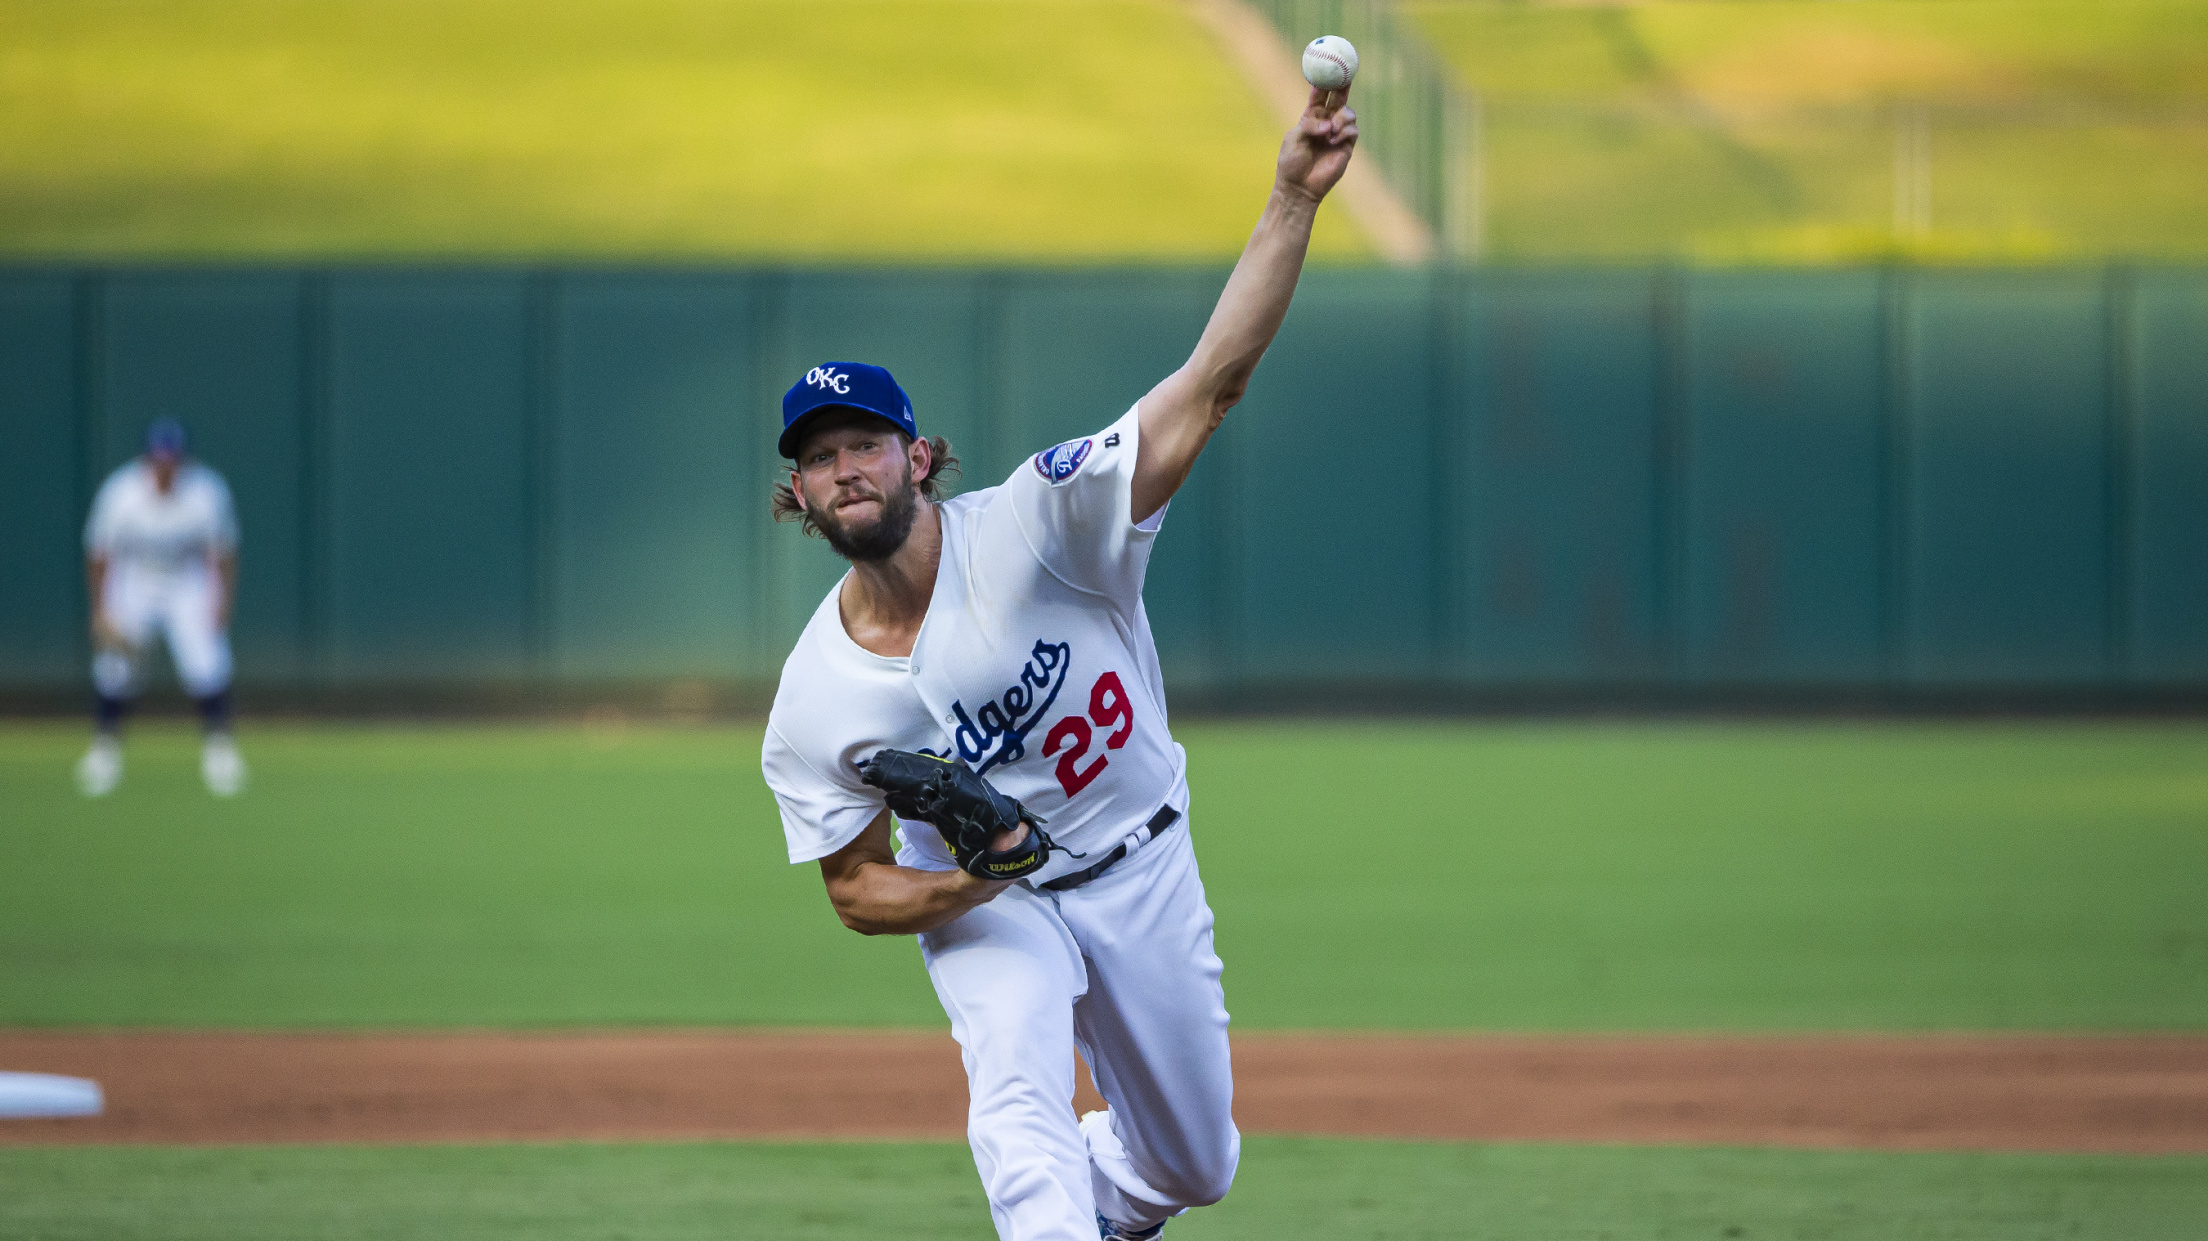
[1043,671,1135,798]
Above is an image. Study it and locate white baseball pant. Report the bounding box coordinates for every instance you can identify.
[920,822,1238,1241]
[93,566,233,699]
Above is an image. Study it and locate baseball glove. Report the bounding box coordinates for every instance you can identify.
[859,749,1071,881]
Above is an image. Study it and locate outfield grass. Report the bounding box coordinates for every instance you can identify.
[0,0,1371,261]
[1406,0,2208,261]
[2,719,2203,1030]
[3,1138,2204,1240]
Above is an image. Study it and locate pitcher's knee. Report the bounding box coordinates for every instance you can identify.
[1193,1158,1237,1207]
[1149,1146,1236,1208]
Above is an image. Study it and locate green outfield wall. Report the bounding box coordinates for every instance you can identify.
[1,266,2203,703]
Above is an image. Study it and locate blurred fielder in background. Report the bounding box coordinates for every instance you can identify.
[75,418,246,798]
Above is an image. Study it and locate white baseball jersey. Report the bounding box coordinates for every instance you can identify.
[763,404,1185,881]
[85,460,238,576]
[83,459,239,699]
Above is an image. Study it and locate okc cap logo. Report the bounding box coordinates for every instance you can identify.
[1034,438,1093,485]
[779,361,915,459]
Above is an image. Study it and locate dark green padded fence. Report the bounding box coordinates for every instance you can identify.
[2,266,2203,702]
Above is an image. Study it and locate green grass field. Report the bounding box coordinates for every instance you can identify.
[6,717,2205,1239]
[3,718,2204,1030]
[1407,0,2208,261]
[0,0,1371,261]
[4,1139,2205,1241]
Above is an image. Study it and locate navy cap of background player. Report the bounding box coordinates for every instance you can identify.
[779,362,916,460]
[145,418,188,460]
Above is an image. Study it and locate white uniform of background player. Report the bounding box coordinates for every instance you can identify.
[75,418,247,797]
[759,90,1360,1241]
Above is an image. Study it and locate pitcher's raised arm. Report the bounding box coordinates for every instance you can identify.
[1131,87,1359,524]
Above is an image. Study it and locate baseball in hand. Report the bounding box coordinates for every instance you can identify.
[1302,36,1358,92]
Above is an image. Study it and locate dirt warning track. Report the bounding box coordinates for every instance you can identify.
[2,1030,2204,1153]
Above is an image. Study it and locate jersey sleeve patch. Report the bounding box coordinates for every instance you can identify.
[1033,437,1093,486]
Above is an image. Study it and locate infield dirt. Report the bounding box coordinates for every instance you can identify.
[3,1031,2203,1153]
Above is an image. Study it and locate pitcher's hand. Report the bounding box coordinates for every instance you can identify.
[1277,86,1358,204]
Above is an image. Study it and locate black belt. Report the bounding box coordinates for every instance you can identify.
[1039,805,1180,892]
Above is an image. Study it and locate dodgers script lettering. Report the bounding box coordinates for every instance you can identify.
[950,640,1072,774]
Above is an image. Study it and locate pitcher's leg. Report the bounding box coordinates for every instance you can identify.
[1067,830,1239,1230]
[921,885,1098,1241]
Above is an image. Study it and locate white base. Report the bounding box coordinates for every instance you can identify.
[0,1071,104,1118]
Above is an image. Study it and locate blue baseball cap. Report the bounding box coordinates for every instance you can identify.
[779,362,916,460]
[145,418,188,459]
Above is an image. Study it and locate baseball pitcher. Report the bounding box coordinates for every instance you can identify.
[762,89,1358,1240]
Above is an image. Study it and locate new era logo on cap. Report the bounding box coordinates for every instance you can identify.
[779,361,917,459]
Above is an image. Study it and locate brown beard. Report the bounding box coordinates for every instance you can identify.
[809,461,921,563]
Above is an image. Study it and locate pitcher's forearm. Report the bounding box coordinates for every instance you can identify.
[828,860,1007,936]
[1188,185,1321,395]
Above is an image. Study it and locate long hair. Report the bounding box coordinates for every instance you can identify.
[771,434,961,539]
